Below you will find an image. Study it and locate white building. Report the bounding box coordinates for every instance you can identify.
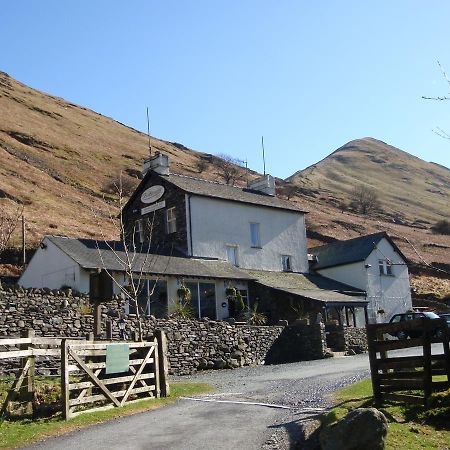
[309,232,412,323]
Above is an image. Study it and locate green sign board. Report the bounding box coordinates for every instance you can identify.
[105,344,129,374]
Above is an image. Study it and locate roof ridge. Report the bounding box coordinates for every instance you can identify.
[310,231,386,250]
[170,172,242,189]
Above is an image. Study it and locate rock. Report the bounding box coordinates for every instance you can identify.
[213,358,226,369]
[320,407,388,450]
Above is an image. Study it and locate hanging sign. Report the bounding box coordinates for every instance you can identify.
[141,200,166,215]
[141,185,165,204]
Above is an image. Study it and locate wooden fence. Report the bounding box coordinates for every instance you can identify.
[0,329,169,420]
[367,317,450,405]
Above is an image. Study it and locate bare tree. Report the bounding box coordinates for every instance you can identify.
[102,174,138,197]
[277,182,299,200]
[349,185,380,215]
[422,60,450,140]
[213,154,245,185]
[93,176,168,341]
[0,202,23,259]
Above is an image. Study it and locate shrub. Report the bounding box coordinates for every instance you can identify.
[431,220,450,235]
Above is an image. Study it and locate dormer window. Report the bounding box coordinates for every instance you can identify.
[281,255,292,272]
[378,259,393,276]
[166,207,177,234]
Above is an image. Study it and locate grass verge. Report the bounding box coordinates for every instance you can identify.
[322,379,450,450]
[0,381,213,449]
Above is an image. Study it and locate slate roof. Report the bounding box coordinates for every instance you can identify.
[47,236,255,280]
[247,270,367,305]
[129,172,306,213]
[309,232,408,270]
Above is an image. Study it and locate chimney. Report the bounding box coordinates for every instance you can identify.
[248,174,276,196]
[142,152,170,176]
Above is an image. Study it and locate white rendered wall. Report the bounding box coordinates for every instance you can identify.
[318,238,412,324]
[364,238,412,324]
[189,196,308,272]
[19,238,83,291]
[317,262,367,291]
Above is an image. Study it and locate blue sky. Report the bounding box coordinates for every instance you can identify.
[2,1,450,178]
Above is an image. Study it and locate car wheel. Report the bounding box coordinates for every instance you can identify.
[397,330,407,340]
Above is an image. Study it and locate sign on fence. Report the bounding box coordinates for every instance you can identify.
[106,344,130,374]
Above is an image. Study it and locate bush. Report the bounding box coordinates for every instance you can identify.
[431,220,450,235]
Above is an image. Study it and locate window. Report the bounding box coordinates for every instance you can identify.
[185,281,217,319]
[378,259,393,276]
[129,280,168,318]
[281,255,292,272]
[135,219,144,243]
[250,223,261,248]
[166,207,177,234]
[226,245,238,266]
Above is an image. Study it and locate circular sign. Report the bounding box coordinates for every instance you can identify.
[141,185,165,204]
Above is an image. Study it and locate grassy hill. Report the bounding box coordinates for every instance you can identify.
[0,72,448,296]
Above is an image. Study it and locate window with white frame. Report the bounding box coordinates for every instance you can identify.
[135,219,144,243]
[281,254,292,272]
[226,245,238,266]
[250,222,261,248]
[166,207,177,234]
[378,259,393,276]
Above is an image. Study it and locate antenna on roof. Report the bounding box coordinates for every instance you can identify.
[245,159,249,187]
[146,107,152,157]
[261,136,266,175]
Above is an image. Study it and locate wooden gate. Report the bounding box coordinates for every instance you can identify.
[61,339,163,419]
[367,317,450,405]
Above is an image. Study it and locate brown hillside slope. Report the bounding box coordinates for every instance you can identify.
[0,73,448,296]
[286,138,449,295]
[288,137,450,225]
[0,71,221,245]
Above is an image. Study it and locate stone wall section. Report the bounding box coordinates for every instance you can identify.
[343,327,368,354]
[0,286,283,375]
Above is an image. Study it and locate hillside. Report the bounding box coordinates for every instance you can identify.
[0,73,448,297]
[286,138,450,295]
[0,71,233,246]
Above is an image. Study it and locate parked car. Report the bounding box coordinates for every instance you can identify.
[439,313,450,327]
[388,311,443,339]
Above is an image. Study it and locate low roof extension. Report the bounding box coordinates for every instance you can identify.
[247,269,367,306]
[47,236,255,281]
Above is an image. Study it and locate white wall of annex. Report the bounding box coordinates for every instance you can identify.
[317,262,367,291]
[189,196,308,272]
[364,238,412,323]
[19,238,83,291]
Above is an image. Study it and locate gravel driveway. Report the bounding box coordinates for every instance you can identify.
[24,353,371,450]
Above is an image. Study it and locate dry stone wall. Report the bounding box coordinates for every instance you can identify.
[0,285,285,375]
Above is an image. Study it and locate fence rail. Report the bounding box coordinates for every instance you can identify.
[367,317,450,405]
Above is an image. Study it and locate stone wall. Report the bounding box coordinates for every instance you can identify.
[264,321,328,364]
[0,285,284,375]
[325,324,367,354]
[343,327,367,354]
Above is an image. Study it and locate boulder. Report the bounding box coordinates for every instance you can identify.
[320,407,388,450]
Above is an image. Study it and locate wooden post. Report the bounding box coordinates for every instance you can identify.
[154,329,170,397]
[106,320,113,340]
[93,302,102,339]
[22,214,26,267]
[366,325,381,403]
[20,329,34,415]
[423,321,432,406]
[153,338,160,398]
[61,339,70,420]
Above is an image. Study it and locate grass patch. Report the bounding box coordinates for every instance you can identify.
[324,379,450,450]
[0,380,212,449]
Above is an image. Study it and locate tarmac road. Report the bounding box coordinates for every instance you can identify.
[24,354,372,450]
